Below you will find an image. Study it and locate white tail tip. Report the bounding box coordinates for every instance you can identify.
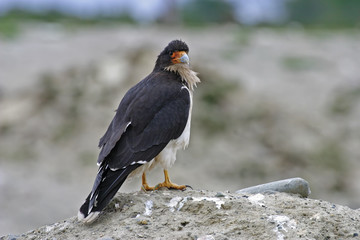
[77,211,100,224]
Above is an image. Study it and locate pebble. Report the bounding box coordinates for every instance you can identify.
[215,192,225,198]
[137,219,148,225]
[236,177,311,197]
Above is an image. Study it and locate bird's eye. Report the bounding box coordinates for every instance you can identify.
[169,51,173,56]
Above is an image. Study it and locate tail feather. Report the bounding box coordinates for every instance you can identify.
[78,164,139,223]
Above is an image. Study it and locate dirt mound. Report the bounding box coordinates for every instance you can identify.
[3,189,359,240]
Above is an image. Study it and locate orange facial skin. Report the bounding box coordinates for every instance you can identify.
[171,51,188,64]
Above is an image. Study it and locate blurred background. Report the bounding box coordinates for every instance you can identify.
[1,0,360,236]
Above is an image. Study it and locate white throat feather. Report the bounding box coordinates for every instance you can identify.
[164,64,201,91]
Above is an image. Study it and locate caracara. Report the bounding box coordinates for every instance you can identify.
[78,40,200,223]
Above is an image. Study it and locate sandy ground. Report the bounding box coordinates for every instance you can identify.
[1,24,360,235]
[2,190,360,239]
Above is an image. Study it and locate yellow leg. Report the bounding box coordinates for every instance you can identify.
[141,172,154,191]
[154,170,187,190]
[141,170,188,191]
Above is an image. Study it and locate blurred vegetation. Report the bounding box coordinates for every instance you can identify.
[180,0,234,26]
[0,10,135,39]
[0,15,19,39]
[194,66,240,135]
[287,0,360,28]
[1,0,360,39]
[35,68,93,142]
[1,9,135,25]
[330,86,360,116]
[310,140,348,192]
[281,56,327,72]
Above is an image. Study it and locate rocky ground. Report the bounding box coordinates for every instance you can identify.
[1,24,360,235]
[2,189,360,240]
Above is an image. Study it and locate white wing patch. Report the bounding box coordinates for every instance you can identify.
[130,160,148,165]
[124,121,131,132]
[110,160,147,171]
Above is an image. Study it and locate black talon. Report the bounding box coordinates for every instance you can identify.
[184,184,193,190]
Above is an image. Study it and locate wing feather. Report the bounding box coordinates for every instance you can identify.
[97,71,190,170]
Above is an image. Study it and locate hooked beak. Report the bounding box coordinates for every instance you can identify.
[171,51,190,65]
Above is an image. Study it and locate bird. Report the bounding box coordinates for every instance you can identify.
[78,40,200,223]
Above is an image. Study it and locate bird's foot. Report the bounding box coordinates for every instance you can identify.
[141,183,155,192]
[154,181,189,190]
[141,170,192,192]
[156,169,189,190]
[141,173,155,191]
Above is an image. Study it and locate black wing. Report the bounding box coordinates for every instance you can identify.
[98,71,190,169]
[79,72,191,219]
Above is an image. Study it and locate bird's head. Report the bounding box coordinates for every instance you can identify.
[154,40,190,70]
